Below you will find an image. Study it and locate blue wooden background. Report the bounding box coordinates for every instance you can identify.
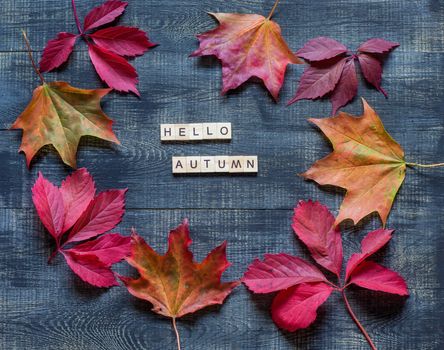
[0,0,443,349]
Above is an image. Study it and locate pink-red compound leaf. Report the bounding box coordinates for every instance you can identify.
[66,189,127,244]
[348,261,408,296]
[345,229,394,280]
[242,253,327,293]
[292,200,343,277]
[330,59,358,115]
[358,38,399,54]
[83,0,128,32]
[357,53,387,97]
[39,32,78,72]
[66,233,131,266]
[271,282,334,332]
[90,26,156,57]
[63,250,118,287]
[60,168,96,232]
[32,173,65,240]
[287,57,346,105]
[297,37,348,62]
[88,43,140,95]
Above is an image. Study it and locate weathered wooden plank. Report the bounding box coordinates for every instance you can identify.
[0,208,442,350]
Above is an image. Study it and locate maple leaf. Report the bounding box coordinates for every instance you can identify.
[39,0,156,95]
[120,219,239,350]
[190,0,302,100]
[289,37,399,114]
[32,168,130,288]
[243,200,408,349]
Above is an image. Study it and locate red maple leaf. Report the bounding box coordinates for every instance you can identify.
[32,168,130,287]
[39,0,156,95]
[243,200,408,349]
[288,37,399,114]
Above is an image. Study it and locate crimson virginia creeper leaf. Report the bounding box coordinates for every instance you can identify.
[290,37,398,113]
[65,233,131,266]
[60,168,96,232]
[190,12,302,100]
[348,261,408,296]
[11,81,120,168]
[292,200,342,277]
[66,189,127,244]
[242,253,327,293]
[83,0,128,32]
[32,169,129,288]
[358,38,399,54]
[272,282,334,332]
[345,229,393,280]
[39,32,78,72]
[40,0,154,94]
[120,220,239,318]
[90,26,155,57]
[287,57,346,104]
[63,250,118,287]
[302,100,406,226]
[243,200,408,339]
[32,173,65,240]
[296,37,348,61]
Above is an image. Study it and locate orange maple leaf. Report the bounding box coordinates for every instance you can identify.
[190,1,302,100]
[120,219,239,349]
[303,99,407,226]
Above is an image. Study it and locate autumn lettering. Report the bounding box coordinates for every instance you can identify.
[172,156,258,174]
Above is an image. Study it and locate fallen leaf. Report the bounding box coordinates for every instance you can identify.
[302,99,406,226]
[290,37,398,114]
[120,219,239,348]
[243,200,408,346]
[190,2,302,100]
[40,0,155,94]
[32,169,130,287]
[11,81,119,168]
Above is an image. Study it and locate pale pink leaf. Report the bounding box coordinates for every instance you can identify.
[83,0,128,32]
[32,173,65,240]
[66,189,127,244]
[345,229,394,280]
[39,32,78,72]
[242,253,326,293]
[348,261,408,296]
[357,53,387,97]
[66,233,130,265]
[331,59,358,115]
[292,200,343,277]
[358,38,399,54]
[288,57,346,104]
[271,282,334,331]
[90,26,155,57]
[88,43,140,95]
[63,251,118,287]
[60,168,96,232]
[297,37,348,61]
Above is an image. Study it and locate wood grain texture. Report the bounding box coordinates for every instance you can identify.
[0,0,443,349]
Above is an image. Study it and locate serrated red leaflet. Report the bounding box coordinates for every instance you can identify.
[330,59,358,115]
[296,37,348,62]
[357,53,387,97]
[358,38,399,54]
[83,0,128,32]
[39,33,78,72]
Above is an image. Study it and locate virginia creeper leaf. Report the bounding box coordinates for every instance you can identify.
[272,282,334,332]
[302,99,406,226]
[120,220,239,318]
[190,12,302,100]
[358,38,399,54]
[11,81,120,168]
[39,32,78,72]
[243,200,408,336]
[296,37,348,61]
[242,253,327,293]
[83,0,128,32]
[357,53,387,96]
[292,200,342,277]
[32,169,129,288]
[330,59,358,115]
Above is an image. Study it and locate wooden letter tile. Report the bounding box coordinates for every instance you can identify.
[243,156,258,173]
[202,123,219,140]
[215,156,230,172]
[229,156,245,173]
[186,156,201,173]
[200,156,216,173]
[188,123,203,140]
[217,123,232,139]
[175,124,189,140]
[160,124,175,141]
[172,157,187,174]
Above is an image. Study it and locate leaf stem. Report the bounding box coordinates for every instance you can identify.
[172,317,181,350]
[267,0,280,19]
[21,30,45,84]
[71,0,83,34]
[342,290,377,350]
[406,162,444,168]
